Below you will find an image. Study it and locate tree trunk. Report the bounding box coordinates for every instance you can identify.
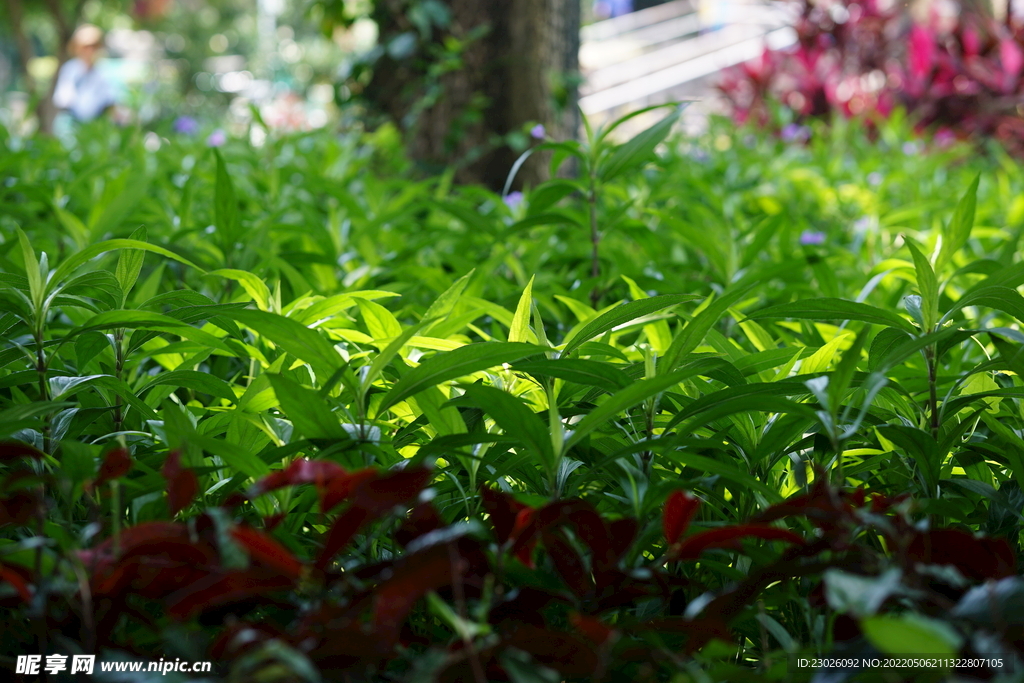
[5,0,36,95]
[36,0,86,134]
[364,0,580,190]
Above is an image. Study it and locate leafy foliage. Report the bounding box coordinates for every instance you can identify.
[2,110,1024,681]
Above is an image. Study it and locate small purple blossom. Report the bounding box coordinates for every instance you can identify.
[853,216,872,232]
[503,191,524,210]
[902,141,921,155]
[173,115,199,135]
[530,124,546,140]
[780,123,810,143]
[799,230,826,246]
[206,129,227,147]
[867,171,883,187]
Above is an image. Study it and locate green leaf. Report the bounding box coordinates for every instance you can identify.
[49,239,205,289]
[860,613,961,658]
[991,334,1024,379]
[356,298,403,343]
[829,326,871,411]
[508,276,536,343]
[209,269,271,311]
[564,365,708,450]
[459,384,556,472]
[376,342,546,415]
[114,226,147,306]
[228,309,343,381]
[15,227,41,306]
[598,105,682,182]
[663,284,755,372]
[746,298,916,333]
[906,239,938,331]
[656,448,780,502]
[268,374,348,440]
[877,425,941,494]
[561,293,697,357]
[512,358,631,390]
[422,269,474,333]
[138,370,237,402]
[824,568,902,618]
[936,174,979,272]
[526,179,581,216]
[943,286,1024,325]
[362,318,434,396]
[214,149,239,239]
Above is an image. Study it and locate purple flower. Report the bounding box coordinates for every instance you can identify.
[207,129,227,147]
[867,172,883,187]
[503,191,524,210]
[902,141,921,155]
[780,123,810,143]
[530,124,546,140]
[799,230,826,246]
[173,115,199,135]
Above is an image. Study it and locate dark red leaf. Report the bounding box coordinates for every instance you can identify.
[663,490,700,545]
[230,526,304,579]
[0,491,37,527]
[161,450,198,516]
[263,513,286,531]
[167,571,295,620]
[319,467,379,511]
[315,506,373,571]
[373,544,460,647]
[349,466,433,515]
[504,625,599,677]
[96,447,132,486]
[249,458,347,498]
[395,502,443,547]
[570,612,617,646]
[907,528,1016,580]
[605,518,638,566]
[0,442,44,462]
[480,486,529,544]
[543,530,591,598]
[0,563,32,603]
[510,500,600,562]
[670,524,804,561]
[315,467,432,569]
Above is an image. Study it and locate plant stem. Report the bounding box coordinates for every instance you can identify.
[35,328,51,453]
[925,345,939,440]
[113,329,125,434]
[588,165,600,307]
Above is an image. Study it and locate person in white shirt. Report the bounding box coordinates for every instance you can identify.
[53,24,115,122]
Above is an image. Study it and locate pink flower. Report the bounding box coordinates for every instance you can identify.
[1000,38,1023,93]
[530,124,546,140]
[206,129,227,147]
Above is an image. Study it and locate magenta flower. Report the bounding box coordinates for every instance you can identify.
[207,129,227,147]
[503,191,524,210]
[530,124,546,140]
[799,230,826,246]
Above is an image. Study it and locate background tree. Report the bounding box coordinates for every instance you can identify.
[329,0,581,189]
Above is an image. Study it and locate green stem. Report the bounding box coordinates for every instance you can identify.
[113,329,125,434]
[34,328,51,453]
[588,165,600,307]
[925,344,939,441]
